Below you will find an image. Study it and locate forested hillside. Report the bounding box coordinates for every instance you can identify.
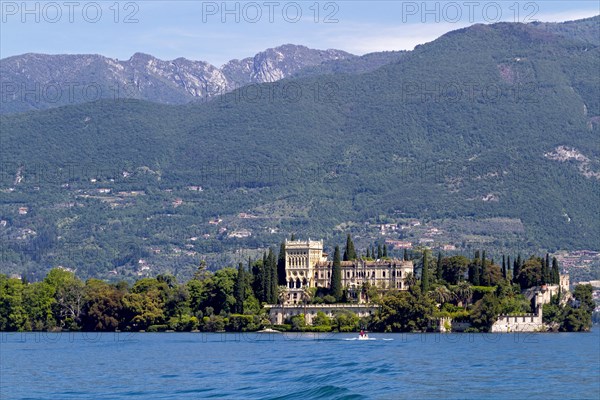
[1,20,598,281]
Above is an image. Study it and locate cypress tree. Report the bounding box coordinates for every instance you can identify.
[481,251,487,286]
[268,248,278,304]
[436,252,443,281]
[252,257,264,302]
[468,262,479,286]
[343,234,357,261]
[366,248,371,259]
[331,245,342,301]
[277,242,287,286]
[421,249,430,292]
[262,252,270,303]
[513,254,522,284]
[290,233,296,241]
[383,244,388,258]
[403,248,408,261]
[248,257,253,294]
[469,251,480,286]
[545,253,551,284]
[377,244,383,259]
[506,255,511,281]
[234,262,245,314]
[541,256,547,285]
[502,255,507,280]
[551,257,560,284]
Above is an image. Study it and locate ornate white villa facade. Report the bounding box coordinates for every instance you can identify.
[283,239,414,304]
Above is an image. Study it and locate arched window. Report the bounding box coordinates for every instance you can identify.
[296,278,301,288]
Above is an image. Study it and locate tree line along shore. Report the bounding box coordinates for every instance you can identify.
[0,236,595,333]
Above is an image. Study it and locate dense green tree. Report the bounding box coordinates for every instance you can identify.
[482,263,504,287]
[331,245,342,301]
[156,274,177,289]
[0,275,27,331]
[377,244,383,259]
[312,311,332,328]
[516,257,543,289]
[470,292,501,331]
[366,248,371,259]
[383,244,388,258]
[561,285,594,332]
[82,279,125,331]
[441,255,469,285]
[373,288,435,332]
[573,284,595,314]
[122,278,168,330]
[403,249,408,261]
[23,281,56,330]
[333,310,360,332]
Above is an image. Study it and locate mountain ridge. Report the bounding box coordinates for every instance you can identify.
[3,16,596,115]
[0,44,370,114]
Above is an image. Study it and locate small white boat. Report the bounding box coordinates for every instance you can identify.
[358,330,369,340]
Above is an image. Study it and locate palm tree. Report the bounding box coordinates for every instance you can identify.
[453,282,473,306]
[431,286,453,305]
[301,287,313,324]
[277,285,288,325]
[404,272,417,288]
[277,285,288,306]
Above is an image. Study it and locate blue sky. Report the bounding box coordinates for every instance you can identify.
[1,1,598,65]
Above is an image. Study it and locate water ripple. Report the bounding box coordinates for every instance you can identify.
[1,331,598,399]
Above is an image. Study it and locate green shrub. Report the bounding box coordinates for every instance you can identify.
[146,324,168,332]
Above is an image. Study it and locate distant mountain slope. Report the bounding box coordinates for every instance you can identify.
[1,45,407,114]
[529,15,600,45]
[0,19,598,280]
[0,44,355,114]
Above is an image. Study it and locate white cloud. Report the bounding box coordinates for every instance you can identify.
[320,22,471,54]
[533,9,599,23]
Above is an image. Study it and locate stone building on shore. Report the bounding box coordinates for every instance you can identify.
[283,239,414,305]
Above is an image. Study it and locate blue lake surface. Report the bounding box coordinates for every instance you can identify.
[1,329,599,399]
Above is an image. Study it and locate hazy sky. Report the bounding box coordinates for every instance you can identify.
[1,1,598,65]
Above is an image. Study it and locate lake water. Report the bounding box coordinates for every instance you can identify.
[1,329,599,399]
